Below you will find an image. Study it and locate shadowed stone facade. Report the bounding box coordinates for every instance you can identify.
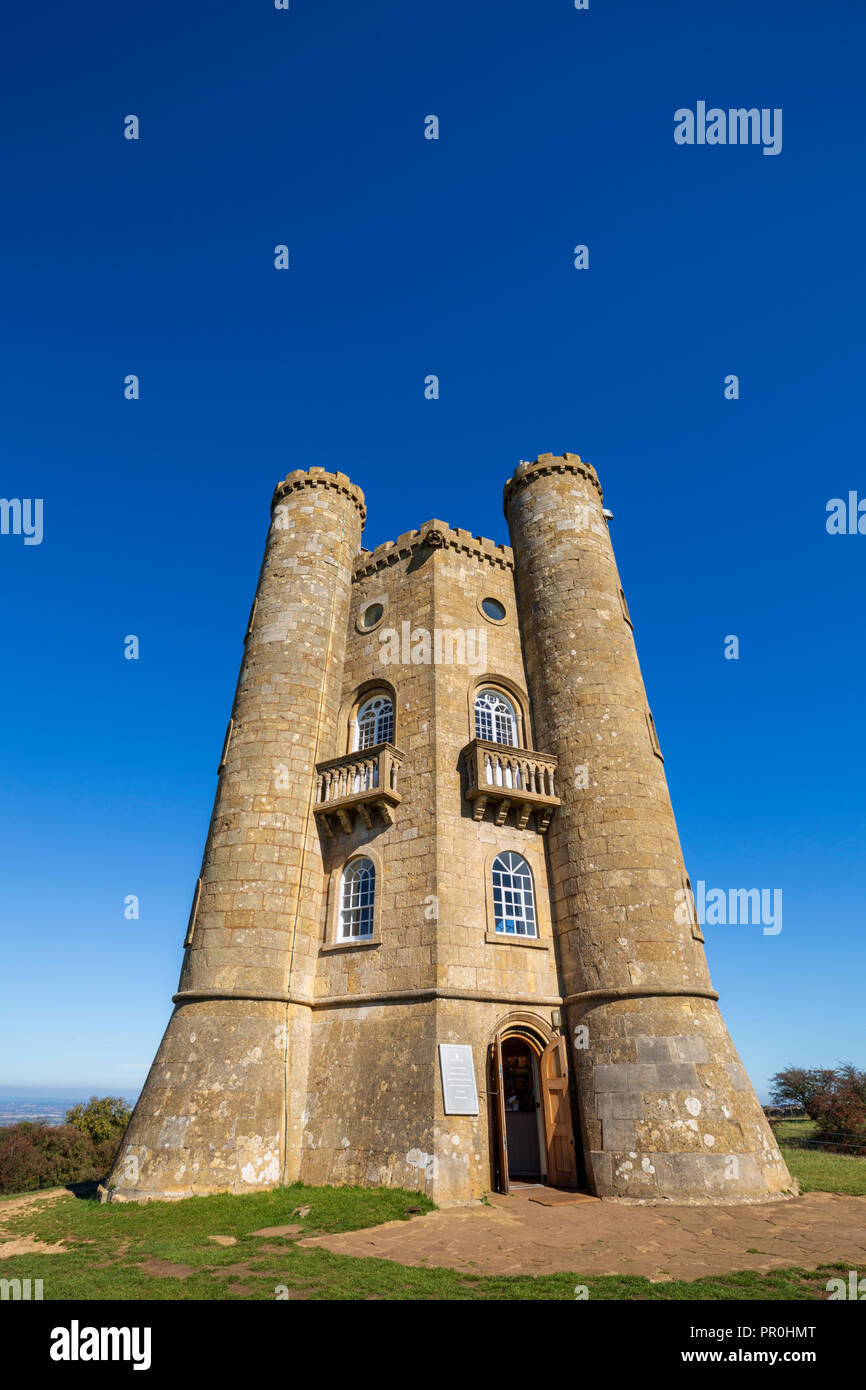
[107,455,794,1207]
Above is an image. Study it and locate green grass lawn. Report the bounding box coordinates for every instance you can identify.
[774,1117,818,1144]
[773,1117,866,1196]
[0,1179,863,1302]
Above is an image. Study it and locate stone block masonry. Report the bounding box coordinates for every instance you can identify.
[107,456,793,1207]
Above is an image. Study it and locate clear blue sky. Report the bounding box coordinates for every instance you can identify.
[1,1,863,1104]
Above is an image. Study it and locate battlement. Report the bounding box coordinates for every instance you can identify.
[272,467,367,525]
[503,452,603,515]
[354,518,513,579]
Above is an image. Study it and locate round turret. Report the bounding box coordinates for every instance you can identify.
[505,453,792,1203]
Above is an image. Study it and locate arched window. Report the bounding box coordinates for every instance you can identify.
[491,852,537,937]
[474,689,518,746]
[354,694,394,751]
[339,857,376,939]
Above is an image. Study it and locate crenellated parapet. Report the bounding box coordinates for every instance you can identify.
[503,452,603,516]
[354,518,513,579]
[272,467,367,526]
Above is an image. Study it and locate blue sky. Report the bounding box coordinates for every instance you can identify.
[1,1,863,1103]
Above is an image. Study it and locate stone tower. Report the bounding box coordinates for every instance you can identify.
[109,468,365,1199]
[108,455,793,1206]
[504,456,791,1201]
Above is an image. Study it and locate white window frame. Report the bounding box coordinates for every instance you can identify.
[338,857,376,940]
[354,694,394,751]
[474,689,519,747]
[491,851,537,938]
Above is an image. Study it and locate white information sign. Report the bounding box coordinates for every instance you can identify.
[438,1043,479,1115]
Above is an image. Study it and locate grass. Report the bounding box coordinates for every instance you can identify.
[779,1147,866,1196]
[0,1179,863,1301]
[773,1117,866,1196]
[774,1118,818,1144]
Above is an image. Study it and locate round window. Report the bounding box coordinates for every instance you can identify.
[480,597,506,622]
[361,602,384,630]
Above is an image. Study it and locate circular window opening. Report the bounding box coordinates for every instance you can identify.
[481,597,506,622]
[361,602,384,630]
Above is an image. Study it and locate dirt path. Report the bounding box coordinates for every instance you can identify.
[301,1189,866,1282]
[0,1188,72,1258]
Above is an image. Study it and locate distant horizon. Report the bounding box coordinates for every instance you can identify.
[0,1085,140,1097]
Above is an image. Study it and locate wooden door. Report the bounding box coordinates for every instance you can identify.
[540,1035,579,1189]
[490,1035,509,1194]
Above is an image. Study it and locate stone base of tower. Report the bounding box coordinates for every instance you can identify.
[298,997,588,1207]
[569,994,797,1205]
[298,998,493,1207]
[105,998,312,1202]
[107,991,795,1209]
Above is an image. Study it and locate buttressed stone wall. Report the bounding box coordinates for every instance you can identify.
[108,456,793,1207]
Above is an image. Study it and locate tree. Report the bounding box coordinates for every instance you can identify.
[768,1066,837,1119]
[65,1096,131,1145]
[837,1062,866,1104]
[0,1123,100,1193]
[811,1064,866,1141]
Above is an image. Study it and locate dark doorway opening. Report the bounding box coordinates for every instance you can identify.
[500,1037,544,1181]
[489,1024,580,1194]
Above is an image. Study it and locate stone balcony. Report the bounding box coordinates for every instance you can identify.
[314,742,403,835]
[463,739,560,833]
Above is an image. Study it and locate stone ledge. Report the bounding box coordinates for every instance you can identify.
[318,936,382,954]
[484,930,550,949]
[564,985,719,1012]
[173,985,565,1009]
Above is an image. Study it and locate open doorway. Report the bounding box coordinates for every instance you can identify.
[489,1022,580,1194]
[500,1036,545,1182]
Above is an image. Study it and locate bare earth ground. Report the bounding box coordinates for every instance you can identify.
[0,1188,70,1258]
[301,1189,866,1282]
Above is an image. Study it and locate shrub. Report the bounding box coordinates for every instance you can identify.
[0,1101,130,1194]
[812,1065,866,1153]
[65,1096,131,1144]
[0,1124,46,1193]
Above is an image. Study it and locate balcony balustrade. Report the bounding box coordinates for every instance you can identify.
[314,742,403,835]
[463,738,560,832]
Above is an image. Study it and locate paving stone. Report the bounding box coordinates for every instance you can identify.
[303,1192,866,1280]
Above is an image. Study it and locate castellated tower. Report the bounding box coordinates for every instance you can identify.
[504,456,791,1202]
[109,456,793,1206]
[109,469,365,1199]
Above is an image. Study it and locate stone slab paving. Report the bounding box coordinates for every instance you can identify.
[300,1191,866,1281]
